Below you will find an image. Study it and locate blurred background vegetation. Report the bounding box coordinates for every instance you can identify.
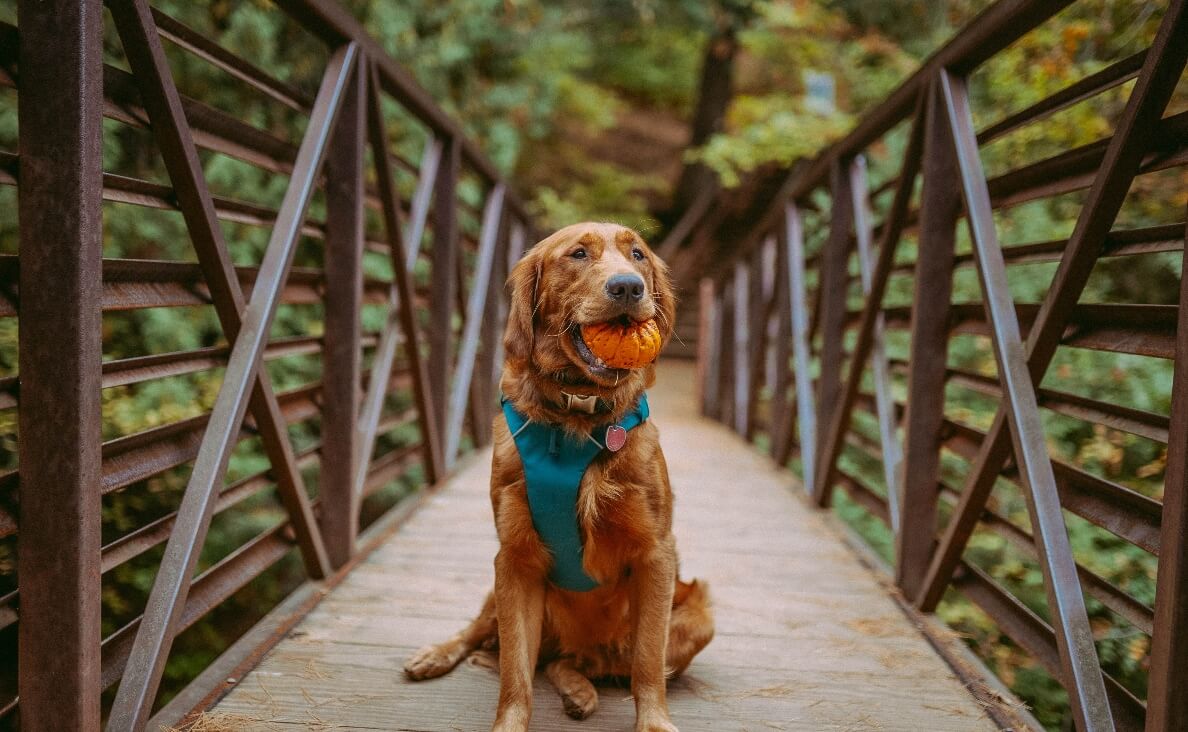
[0,0,1183,729]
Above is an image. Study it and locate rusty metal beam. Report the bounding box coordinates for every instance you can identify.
[15,0,104,727]
[939,68,1113,731]
[1147,210,1188,730]
[105,43,359,732]
[955,564,1144,731]
[768,233,794,463]
[896,81,957,599]
[107,0,332,586]
[698,278,719,417]
[732,260,751,435]
[428,135,460,452]
[320,54,366,567]
[916,0,1188,618]
[810,161,854,505]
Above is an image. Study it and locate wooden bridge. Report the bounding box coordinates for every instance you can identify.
[206,361,1023,731]
[2,0,1187,731]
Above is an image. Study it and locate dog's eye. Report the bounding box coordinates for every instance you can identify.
[570,248,587,260]
[631,248,645,261]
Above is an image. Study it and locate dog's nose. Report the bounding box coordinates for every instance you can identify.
[605,273,645,304]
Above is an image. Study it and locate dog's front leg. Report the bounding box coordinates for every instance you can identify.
[631,536,678,732]
[492,549,545,732]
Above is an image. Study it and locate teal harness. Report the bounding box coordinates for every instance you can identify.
[501,394,650,592]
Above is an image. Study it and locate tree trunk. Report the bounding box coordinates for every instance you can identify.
[668,27,737,226]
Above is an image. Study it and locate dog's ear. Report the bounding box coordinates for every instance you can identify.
[504,249,541,363]
[649,251,678,345]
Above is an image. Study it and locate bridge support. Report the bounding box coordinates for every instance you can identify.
[810,162,854,506]
[896,80,957,601]
[429,136,461,449]
[1148,212,1188,731]
[16,0,105,728]
[321,57,367,567]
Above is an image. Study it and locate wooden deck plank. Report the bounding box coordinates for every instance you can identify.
[209,362,1006,731]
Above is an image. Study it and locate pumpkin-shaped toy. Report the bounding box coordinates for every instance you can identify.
[580,318,663,369]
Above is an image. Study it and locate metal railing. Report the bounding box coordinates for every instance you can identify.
[697,1,1188,730]
[1,1,532,728]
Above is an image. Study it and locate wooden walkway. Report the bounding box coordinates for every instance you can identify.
[207,362,1016,731]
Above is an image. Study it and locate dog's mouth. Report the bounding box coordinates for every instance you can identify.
[569,322,630,382]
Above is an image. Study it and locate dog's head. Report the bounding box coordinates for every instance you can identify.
[501,222,676,423]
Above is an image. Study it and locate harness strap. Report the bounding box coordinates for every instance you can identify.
[501,394,650,591]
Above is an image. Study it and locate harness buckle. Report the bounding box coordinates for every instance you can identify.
[562,392,599,413]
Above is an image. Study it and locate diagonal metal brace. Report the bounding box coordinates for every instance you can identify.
[106,0,332,584]
[105,31,359,732]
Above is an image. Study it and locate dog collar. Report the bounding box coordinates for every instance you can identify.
[501,393,650,591]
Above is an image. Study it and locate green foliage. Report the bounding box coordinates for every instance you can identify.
[346,0,776,229]
[827,0,991,57]
[688,95,852,186]
[690,0,916,185]
[591,23,707,114]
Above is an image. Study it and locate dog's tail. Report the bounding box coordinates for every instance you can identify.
[672,577,704,607]
[667,578,714,678]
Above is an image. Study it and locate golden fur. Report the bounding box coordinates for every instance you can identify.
[404,223,714,732]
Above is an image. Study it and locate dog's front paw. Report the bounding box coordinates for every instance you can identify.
[491,704,530,732]
[635,712,679,732]
[403,643,460,680]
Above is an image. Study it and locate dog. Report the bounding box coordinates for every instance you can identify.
[403,222,714,732]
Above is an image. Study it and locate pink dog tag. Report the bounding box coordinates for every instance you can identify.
[605,425,627,452]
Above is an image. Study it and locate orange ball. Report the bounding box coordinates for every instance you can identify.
[580,318,663,369]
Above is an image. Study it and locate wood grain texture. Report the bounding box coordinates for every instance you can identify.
[211,362,1005,731]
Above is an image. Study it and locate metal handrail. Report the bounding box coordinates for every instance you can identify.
[697,1,1188,729]
[4,0,535,728]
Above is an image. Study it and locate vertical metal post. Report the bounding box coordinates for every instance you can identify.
[491,220,527,389]
[896,79,957,599]
[850,155,903,531]
[16,0,104,727]
[810,91,926,525]
[732,261,750,435]
[744,246,766,440]
[321,60,365,567]
[717,279,735,426]
[507,219,529,262]
[785,204,817,493]
[405,137,442,272]
[474,214,509,446]
[429,135,461,451]
[769,226,794,464]
[445,184,504,467]
[811,162,853,505]
[1146,211,1188,732]
[761,237,779,399]
[697,278,717,415]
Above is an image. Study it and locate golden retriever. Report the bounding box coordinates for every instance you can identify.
[403,222,713,732]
